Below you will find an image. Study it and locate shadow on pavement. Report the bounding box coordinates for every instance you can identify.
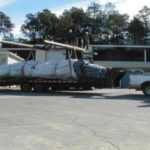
[102,94,150,107]
[0,89,105,98]
[0,88,149,107]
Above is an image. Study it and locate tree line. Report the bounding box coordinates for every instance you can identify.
[1,2,150,45]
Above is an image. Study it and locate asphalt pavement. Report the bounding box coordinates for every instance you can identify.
[0,88,149,150]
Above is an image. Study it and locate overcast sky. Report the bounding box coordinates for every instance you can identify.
[0,0,150,37]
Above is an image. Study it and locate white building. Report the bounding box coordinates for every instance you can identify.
[0,52,24,66]
[1,47,66,62]
[88,45,150,70]
[36,48,66,62]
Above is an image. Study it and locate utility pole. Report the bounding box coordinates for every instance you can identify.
[0,35,2,49]
[0,21,4,49]
[144,49,147,62]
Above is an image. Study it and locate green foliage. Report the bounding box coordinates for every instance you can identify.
[37,9,58,40]
[55,11,73,42]
[137,6,150,37]
[18,3,150,45]
[128,17,146,44]
[85,2,129,44]
[0,11,14,38]
[104,2,117,15]
[106,13,129,44]
[69,7,88,27]
[21,13,39,43]
[21,9,58,43]
[86,2,101,18]
[137,6,150,26]
[58,11,73,33]
[86,3,105,43]
[56,7,89,42]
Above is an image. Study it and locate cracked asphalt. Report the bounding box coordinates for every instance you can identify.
[0,88,150,150]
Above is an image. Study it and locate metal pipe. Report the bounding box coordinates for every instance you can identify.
[68,50,72,77]
[0,40,34,48]
[92,45,150,49]
[0,37,2,48]
[0,40,86,52]
[0,41,45,51]
[44,40,86,52]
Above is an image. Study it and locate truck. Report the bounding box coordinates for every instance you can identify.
[129,73,150,96]
[2,40,148,94]
[0,40,110,93]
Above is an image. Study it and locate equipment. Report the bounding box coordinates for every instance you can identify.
[0,40,107,92]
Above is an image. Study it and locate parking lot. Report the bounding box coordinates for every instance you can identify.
[0,88,150,150]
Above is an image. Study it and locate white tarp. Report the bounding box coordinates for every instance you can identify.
[23,61,39,77]
[10,62,25,77]
[0,62,25,77]
[0,64,10,77]
[30,61,58,78]
[0,60,78,80]
[30,60,77,80]
[56,59,77,79]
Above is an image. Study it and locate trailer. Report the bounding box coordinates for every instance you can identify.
[0,40,109,92]
[0,77,106,92]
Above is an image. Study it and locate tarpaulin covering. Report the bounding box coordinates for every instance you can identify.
[0,60,107,80]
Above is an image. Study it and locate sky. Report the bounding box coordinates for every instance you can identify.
[0,0,150,38]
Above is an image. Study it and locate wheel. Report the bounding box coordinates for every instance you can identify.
[51,86,60,91]
[33,84,44,92]
[83,86,93,90]
[61,86,69,90]
[142,84,150,96]
[20,83,32,92]
[43,86,49,92]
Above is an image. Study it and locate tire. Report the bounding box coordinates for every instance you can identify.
[142,84,150,96]
[43,86,49,92]
[20,83,32,92]
[51,86,60,91]
[83,86,93,90]
[33,84,44,92]
[61,87,69,90]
